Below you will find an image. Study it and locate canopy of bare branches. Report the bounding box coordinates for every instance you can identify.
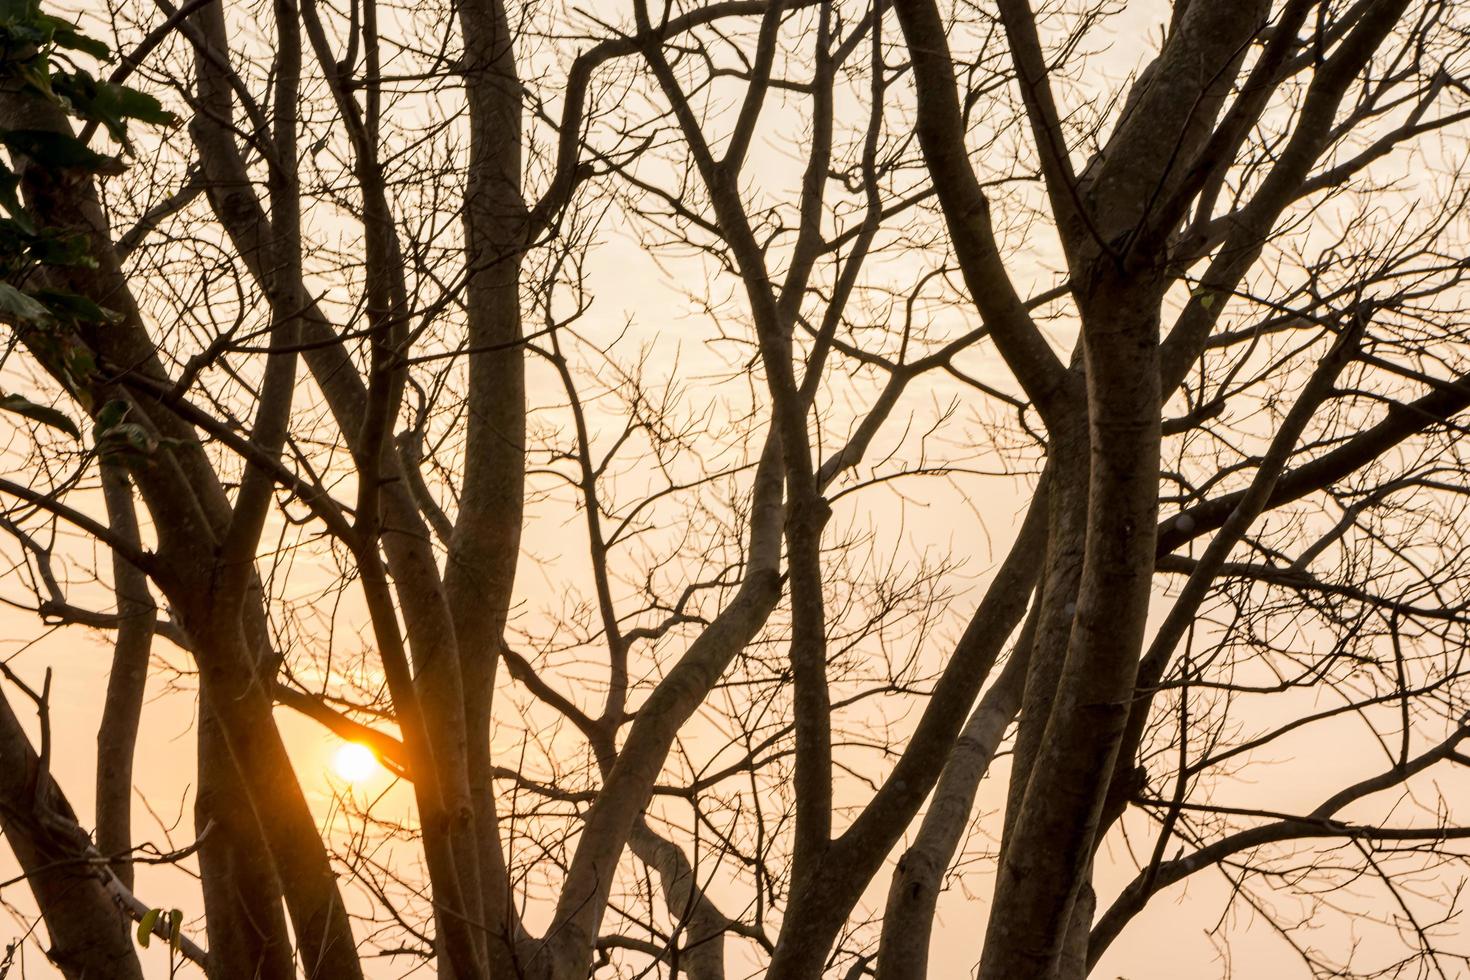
[1,1,1469,978]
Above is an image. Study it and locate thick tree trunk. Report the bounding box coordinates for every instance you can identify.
[978,283,1163,980]
[191,627,364,979]
[0,690,143,980]
[195,706,296,980]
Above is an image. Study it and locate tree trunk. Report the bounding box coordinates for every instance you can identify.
[978,282,1163,980]
[195,704,296,980]
[94,463,155,892]
[875,630,1031,980]
[0,689,143,980]
[190,622,364,980]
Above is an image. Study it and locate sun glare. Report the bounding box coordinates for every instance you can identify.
[332,742,381,783]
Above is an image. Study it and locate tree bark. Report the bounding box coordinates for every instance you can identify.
[0,689,143,980]
[874,618,1032,980]
[94,463,154,892]
[194,706,297,980]
[978,280,1163,980]
[448,0,528,966]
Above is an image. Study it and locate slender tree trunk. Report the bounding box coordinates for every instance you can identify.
[1054,872,1096,980]
[95,463,154,891]
[998,426,1088,852]
[870,605,1034,980]
[449,0,528,965]
[629,821,730,980]
[874,625,1031,980]
[764,488,1051,980]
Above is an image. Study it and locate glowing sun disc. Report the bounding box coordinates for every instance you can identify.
[332,742,381,783]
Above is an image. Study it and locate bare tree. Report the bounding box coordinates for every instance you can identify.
[1,1,1470,978]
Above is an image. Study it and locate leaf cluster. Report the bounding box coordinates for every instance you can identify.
[0,0,173,434]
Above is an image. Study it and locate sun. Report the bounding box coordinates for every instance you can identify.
[331,742,382,783]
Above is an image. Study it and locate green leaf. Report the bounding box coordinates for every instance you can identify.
[0,165,31,230]
[106,83,174,127]
[53,72,175,146]
[97,421,157,458]
[27,230,91,267]
[0,282,50,322]
[48,22,110,60]
[168,910,183,951]
[61,342,96,384]
[94,398,128,432]
[136,908,160,948]
[0,0,44,24]
[32,287,112,324]
[0,129,110,171]
[0,392,80,438]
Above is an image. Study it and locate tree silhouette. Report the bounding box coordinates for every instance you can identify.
[1,1,1469,978]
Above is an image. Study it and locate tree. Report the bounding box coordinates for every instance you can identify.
[1,0,1469,977]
